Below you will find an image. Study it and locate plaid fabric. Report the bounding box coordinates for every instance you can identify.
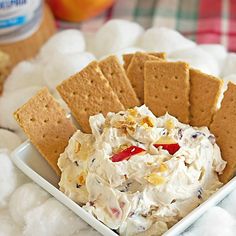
[57,0,236,52]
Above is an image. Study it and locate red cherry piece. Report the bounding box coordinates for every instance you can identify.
[110,207,121,218]
[111,146,145,162]
[154,143,180,155]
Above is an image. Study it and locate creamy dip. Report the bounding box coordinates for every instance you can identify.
[58,105,226,236]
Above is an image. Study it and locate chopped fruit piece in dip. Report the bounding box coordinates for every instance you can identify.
[145,173,166,185]
[153,143,180,155]
[165,118,175,130]
[58,105,226,236]
[111,146,145,162]
[140,116,154,127]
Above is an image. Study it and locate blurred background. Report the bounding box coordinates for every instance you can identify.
[52,0,236,52]
[1,0,235,85]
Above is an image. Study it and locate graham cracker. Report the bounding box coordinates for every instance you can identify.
[123,54,133,71]
[14,88,76,175]
[126,52,163,103]
[144,61,190,123]
[57,61,124,133]
[210,82,236,183]
[123,52,166,71]
[149,52,166,59]
[189,69,223,127]
[99,55,140,109]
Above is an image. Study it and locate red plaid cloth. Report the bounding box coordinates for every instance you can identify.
[56,0,236,52]
[196,0,236,52]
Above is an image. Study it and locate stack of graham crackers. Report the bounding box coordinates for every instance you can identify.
[14,52,236,184]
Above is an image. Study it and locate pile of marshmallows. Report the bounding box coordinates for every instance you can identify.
[1,20,236,236]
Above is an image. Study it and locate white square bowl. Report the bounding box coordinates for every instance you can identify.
[11,140,236,236]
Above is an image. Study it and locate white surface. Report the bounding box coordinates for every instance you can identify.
[182,207,236,236]
[219,188,236,219]
[42,51,95,91]
[11,141,236,236]
[9,183,50,226]
[0,129,21,151]
[169,46,220,76]
[221,53,236,77]
[138,27,196,54]
[0,150,29,208]
[3,61,46,93]
[198,44,227,72]
[23,198,90,236]
[38,29,86,63]
[0,209,22,236]
[92,19,144,58]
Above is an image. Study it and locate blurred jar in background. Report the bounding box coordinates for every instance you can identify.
[47,0,114,22]
[0,0,43,43]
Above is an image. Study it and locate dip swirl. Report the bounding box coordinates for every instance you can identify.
[58,105,226,236]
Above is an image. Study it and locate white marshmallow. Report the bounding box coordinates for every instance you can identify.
[92,19,144,58]
[43,52,95,91]
[72,229,101,236]
[138,27,195,54]
[199,44,227,72]
[3,61,45,93]
[83,32,96,53]
[0,86,42,132]
[9,183,50,226]
[106,47,145,64]
[0,129,21,151]
[169,46,220,76]
[0,209,22,236]
[0,150,18,208]
[221,53,236,77]
[39,30,86,62]
[24,198,89,236]
[183,207,236,236]
[219,188,236,219]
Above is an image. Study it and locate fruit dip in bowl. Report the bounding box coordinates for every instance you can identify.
[58,105,226,236]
